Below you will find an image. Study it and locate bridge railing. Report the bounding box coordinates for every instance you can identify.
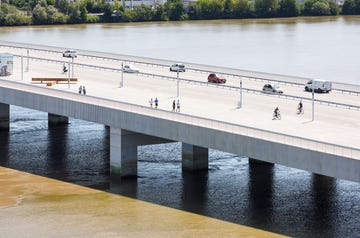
[1,78,359,160]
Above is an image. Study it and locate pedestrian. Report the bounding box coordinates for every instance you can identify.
[172,100,176,112]
[154,97,159,109]
[82,86,86,95]
[176,99,180,112]
[149,98,153,108]
[78,85,82,94]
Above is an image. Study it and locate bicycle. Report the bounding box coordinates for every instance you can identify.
[273,112,281,120]
[296,107,304,115]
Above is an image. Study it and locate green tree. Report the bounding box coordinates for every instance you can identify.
[164,0,185,20]
[278,0,299,17]
[342,0,356,14]
[32,3,47,24]
[153,4,167,21]
[233,0,254,18]
[303,0,333,15]
[255,0,279,17]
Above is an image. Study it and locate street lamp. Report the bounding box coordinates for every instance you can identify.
[238,80,243,109]
[176,70,180,97]
[67,62,71,88]
[120,62,124,88]
[312,86,315,121]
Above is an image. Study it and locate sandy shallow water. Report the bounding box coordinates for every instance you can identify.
[0,166,286,238]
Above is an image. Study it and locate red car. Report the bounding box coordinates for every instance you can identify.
[208,73,226,83]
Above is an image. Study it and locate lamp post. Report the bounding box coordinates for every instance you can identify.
[312,86,315,121]
[67,62,71,89]
[238,80,243,109]
[71,56,74,78]
[21,54,23,81]
[176,70,180,97]
[120,62,124,88]
[26,49,29,72]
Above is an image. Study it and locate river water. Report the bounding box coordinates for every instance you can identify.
[0,16,360,85]
[0,17,360,237]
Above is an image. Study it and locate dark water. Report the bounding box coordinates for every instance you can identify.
[1,106,360,238]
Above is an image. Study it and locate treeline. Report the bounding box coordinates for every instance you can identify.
[0,0,360,26]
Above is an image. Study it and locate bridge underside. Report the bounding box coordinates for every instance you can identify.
[110,128,210,177]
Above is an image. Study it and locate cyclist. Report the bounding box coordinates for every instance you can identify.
[297,100,303,114]
[63,64,68,73]
[273,107,281,119]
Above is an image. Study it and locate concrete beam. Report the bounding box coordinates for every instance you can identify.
[48,113,68,126]
[0,103,9,131]
[182,143,208,171]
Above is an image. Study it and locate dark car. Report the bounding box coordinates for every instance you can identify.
[262,84,283,94]
[208,73,226,83]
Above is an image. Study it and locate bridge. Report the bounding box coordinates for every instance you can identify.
[0,41,359,183]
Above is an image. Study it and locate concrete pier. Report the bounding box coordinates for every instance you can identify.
[182,143,209,171]
[110,128,172,177]
[0,103,9,131]
[48,113,68,126]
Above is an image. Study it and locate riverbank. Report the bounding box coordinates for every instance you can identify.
[0,166,287,238]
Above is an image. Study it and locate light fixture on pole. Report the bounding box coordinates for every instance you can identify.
[26,49,29,72]
[176,70,180,97]
[312,86,315,121]
[21,54,23,81]
[120,62,124,88]
[68,62,71,89]
[238,80,242,109]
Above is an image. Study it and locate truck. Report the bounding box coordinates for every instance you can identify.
[304,79,332,93]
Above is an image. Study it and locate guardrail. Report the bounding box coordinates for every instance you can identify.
[0,78,359,160]
[1,41,359,96]
[11,54,360,111]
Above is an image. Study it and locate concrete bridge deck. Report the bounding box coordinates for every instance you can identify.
[0,42,359,182]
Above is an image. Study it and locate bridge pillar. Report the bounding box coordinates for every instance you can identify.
[48,113,68,126]
[0,103,10,131]
[249,158,274,166]
[110,128,138,178]
[182,143,208,171]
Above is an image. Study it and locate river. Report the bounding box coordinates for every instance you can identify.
[0,16,360,85]
[0,17,360,238]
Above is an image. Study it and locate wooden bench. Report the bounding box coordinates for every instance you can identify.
[32,77,78,85]
[46,81,57,86]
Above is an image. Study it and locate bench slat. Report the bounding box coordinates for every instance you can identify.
[32,78,78,82]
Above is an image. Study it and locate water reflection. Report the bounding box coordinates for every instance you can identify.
[47,124,68,179]
[181,170,209,214]
[247,160,274,227]
[310,174,337,237]
[0,130,9,167]
[109,178,138,199]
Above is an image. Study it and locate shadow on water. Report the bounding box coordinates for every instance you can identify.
[181,170,209,214]
[47,124,68,179]
[0,130,9,167]
[246,160,274,229]
[309,174,337,237]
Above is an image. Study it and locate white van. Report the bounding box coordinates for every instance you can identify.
[305,79,332,93]
[62,50,77,58]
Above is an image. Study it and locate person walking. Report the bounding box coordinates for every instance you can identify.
[82,86,86,95]
[154,97,159,109]
[78,85,82,94]
[176,99,180,112]
[172,100,176,112]
[149,98,153,108]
